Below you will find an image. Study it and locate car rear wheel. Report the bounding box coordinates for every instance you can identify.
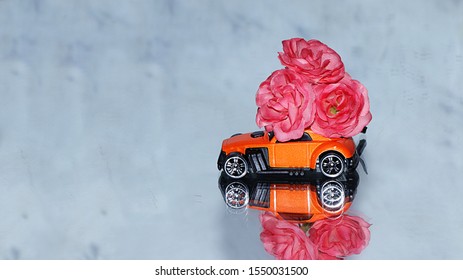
[224,153,248,179]
[320,180,345,212]
[319,152,345,178]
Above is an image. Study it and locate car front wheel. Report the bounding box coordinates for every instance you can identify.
[223,153,248,179]
[319,152,345,178]
[224,182,249,209]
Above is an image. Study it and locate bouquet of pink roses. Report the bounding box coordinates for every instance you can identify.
[256,38,372,142]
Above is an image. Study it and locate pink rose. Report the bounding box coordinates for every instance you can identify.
[260,212,318,260]
[278,38,345,84]
[311,75,372,138]
[309,215,371,258]
[256,69,315,142]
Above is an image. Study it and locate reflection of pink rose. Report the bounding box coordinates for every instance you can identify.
[256,69,315,142]
[311,75,372,138]
[278,38,345,84]
[260,212,318,260]
[309,215,371,258]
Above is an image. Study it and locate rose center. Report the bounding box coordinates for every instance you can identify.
[329,106,339,115]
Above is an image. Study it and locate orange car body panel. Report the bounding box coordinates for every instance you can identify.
[221,129,356,169]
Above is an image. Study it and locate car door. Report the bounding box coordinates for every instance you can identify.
[270,132,312,168]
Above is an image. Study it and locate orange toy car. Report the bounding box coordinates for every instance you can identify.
[217,129,361,179]
[218,171,359,223]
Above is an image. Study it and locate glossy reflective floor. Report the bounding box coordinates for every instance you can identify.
[1,0,463,259]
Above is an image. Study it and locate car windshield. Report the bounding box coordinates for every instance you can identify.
[276,132,312,143]
[268,131,274,141]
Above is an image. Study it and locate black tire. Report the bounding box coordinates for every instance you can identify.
[319,152,345,178]
[223,153,248,179]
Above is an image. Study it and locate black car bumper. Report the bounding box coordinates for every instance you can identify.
[217,150,226,170]
[346,152,360,170]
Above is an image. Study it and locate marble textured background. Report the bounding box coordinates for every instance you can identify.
[0,0,462,259]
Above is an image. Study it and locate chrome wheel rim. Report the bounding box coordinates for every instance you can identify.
[321,181,345,211]
[225,182,249,209]
[321,154,344,177]
[224,156,248,179]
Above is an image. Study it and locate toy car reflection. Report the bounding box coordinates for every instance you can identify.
[218,129,365,179]
[218,171,359,223]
